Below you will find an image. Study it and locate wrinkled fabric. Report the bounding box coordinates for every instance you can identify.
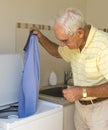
[18,34,40,118]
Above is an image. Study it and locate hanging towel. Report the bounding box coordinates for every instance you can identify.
[18,32,40,118]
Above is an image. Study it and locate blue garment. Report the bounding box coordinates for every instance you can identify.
[18,34,40,118]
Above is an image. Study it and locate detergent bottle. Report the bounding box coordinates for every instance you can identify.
[49,71,57,86]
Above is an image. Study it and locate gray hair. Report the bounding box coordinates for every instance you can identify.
[54,8,87,35]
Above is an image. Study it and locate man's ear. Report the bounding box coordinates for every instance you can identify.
[76,29,84,38]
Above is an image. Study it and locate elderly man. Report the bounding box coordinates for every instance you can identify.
[33,8,108,130]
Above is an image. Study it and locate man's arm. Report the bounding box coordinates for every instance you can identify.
[63,82,108,102]
[86,82,108,97]
[33,30,61,58]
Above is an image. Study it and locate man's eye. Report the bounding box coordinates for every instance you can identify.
[61,39,68,43]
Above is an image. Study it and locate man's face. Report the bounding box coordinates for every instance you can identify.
[54,23,82,49]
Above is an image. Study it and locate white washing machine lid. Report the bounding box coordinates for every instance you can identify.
[0,100,63,130]
[0,54,23,110]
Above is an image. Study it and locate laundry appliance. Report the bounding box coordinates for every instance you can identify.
[0,54,63,130]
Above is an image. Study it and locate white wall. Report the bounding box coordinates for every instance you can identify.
[0,0,86,53]
[86,0,108,28]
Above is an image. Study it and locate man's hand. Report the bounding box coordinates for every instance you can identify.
[31,28,44,42]
[63,86,83,102]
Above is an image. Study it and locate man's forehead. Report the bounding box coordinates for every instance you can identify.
[54,24,67,37]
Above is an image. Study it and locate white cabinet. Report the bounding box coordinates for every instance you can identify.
[39,91,76,130]
[63,103,75,130]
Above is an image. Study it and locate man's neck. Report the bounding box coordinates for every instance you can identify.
[80,25,91,51]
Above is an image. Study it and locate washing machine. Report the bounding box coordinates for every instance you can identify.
[0,54,63,130]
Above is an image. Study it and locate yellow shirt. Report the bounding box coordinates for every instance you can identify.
[58,26,108,100]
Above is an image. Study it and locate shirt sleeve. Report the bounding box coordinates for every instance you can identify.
[58,46,72,62]
[98,48,108,80]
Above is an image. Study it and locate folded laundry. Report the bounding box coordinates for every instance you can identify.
[18,32,40,118]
